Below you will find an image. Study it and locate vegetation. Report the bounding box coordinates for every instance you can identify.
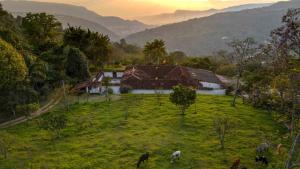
[169,85,197,115]
[65,47,90,82]
[143,39,167,65]
[214,117,234,149]
[0,95,288,169]
[40,113,68,139]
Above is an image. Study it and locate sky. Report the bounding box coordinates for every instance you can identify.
[33,0,286,18]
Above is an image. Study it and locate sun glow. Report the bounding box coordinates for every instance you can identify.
[34,0,285,18]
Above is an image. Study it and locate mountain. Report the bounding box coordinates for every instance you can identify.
[11,12,120,41]
[1,1,151,38]
[126,1,300,56]
[136,9,217,26]
[136,3,272,25]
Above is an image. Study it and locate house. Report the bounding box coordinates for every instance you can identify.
[187,68,224,89]
[121,65,226,94]
[121,65,198,90]
[73,71,123,94]
[73,72,104,94]
[73,65,227,95]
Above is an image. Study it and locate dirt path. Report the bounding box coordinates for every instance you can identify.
[0,91,63,129]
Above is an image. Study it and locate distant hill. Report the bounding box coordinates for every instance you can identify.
[126,1,300,55]
[11,12,120,41]
[1,1,151,38]
[136,3,272,25]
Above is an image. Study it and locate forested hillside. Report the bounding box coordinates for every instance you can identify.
[11,12,120,41]
[0,4,112,122]
[1,1,150,37]
[126,0,300,55]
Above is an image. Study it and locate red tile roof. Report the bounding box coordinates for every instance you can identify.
[121,65,199,89]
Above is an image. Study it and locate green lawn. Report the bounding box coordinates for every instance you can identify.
[0,95,289,169]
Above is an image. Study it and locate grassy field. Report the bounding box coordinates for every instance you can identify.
[0,95,289,169]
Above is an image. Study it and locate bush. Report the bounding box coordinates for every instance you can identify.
[107,88,114,95]
[16,103,40,117]
[225,86,234,96]
[120,86,132,94]
[40,113,67,139]
[169,85,196,115]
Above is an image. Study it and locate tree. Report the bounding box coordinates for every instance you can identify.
[169,85,196,115]
[143,39,167,64]
[271,9,300,135]
[167,51,187,64]
[0,38,28,117]
[214,117,233,149]
[182,57,215,71]
[272,74,290,111]
[22,13,62,53]
[102,77,112,102]
[41,113,67,139]
[0,38,27,88]
[64,26,111,69]
[155,87,163,106]
[228,37,256,107]
[66,47,90,81]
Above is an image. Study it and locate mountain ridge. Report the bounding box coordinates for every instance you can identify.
[126,1,300,55]
[135,3,272,25]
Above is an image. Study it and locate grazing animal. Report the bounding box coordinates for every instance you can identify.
[230,158,240,169]
[170,151,181,163]
[255,156,269,165]
[137,152,149,168]
[256,143,269,153]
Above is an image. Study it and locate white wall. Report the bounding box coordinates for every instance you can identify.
[101,86,120,94]
[104,72,123,78]
[88,87,101,94]
[131,89,225,95]
[200,82,221,89]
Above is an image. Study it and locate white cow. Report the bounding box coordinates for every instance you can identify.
[170,151,181,163]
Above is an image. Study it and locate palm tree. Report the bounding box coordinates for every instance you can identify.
[143,39,167,65]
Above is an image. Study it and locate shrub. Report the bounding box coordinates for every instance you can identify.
[225,86,234,96]
[40,113,67,139]
[169,85,196,115]
[107,88,114,95]
[214,117,234,149]
[120,86,132,94]
[16,103,40,117]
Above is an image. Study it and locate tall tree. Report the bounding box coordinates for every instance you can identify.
[0,38,28,117]
[143,39,167,65]
[66,47,90,81]
[64,26,111,70]
[228,37,256,107]
[271,9,300,134]
[22,13,62,54]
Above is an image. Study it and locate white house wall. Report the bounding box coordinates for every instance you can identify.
[104,72,123,78]
[131,89,225,95]
[89,87,101,94]
[200,82,221,89]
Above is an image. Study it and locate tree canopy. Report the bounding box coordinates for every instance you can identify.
[143,39,167,65]
[0,38,27,88]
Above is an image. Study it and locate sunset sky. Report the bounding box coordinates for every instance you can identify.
[34,0,287,18]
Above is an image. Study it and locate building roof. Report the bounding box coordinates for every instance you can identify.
[121,65,199,89]
[72,72,104,92]
[187,68,223,84]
